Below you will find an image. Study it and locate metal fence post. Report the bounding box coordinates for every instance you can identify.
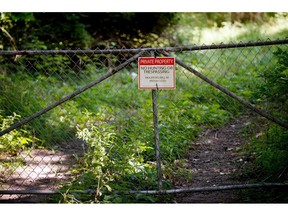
[151,51,163,191]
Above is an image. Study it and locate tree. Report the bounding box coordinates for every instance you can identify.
[0,12,177,50]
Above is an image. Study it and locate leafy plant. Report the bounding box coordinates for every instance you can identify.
[66,110,157,202]
[0,112,35,155]
[254,48,288,121]
[241,124,288,182]
[239,47,288,183]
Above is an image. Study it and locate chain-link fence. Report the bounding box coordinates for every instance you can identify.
[1,39,288,203]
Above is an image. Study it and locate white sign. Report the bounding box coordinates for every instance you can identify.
[138,57,176,90]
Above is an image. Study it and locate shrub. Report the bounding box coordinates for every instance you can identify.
[254,48,288,121]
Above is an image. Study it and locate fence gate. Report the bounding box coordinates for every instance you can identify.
[1,39,288,203]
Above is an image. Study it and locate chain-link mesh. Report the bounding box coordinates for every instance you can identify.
[0,40,288,202]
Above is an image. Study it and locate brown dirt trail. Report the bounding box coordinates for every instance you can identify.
[175,117,250,203]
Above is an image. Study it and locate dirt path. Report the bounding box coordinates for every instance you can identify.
[175,117,250,203]
[0,139,84,202]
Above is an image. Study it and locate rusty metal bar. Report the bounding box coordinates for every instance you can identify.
[149,50,163,191]
[0,39,287,56]
[1,183,287,196]
[117,183,288,195]
[152,87,163,191]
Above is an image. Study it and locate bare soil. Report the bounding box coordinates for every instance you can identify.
[175,117,250,203]
[0,139,84,203]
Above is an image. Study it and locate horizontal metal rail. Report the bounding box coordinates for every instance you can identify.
[0,190,58,195]
[0,183,287,196]
[119,183,288,195]
[0,39,287,56]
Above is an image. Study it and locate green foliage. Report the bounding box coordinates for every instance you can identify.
[51,109,162,203]
[69,110,149,201]
[240,47,288,183]
[254,48,288,121]
[0,71,76,144]
[241,124,288,182]
[260,48,288,100]
[0,13,177,50]
[0,112,35,154]
[174,13,287,45]
[76,110,147,174]
[0,12,36,50]
[1,12,285,50]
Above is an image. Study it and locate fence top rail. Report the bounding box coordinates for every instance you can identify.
[0,39,288,56]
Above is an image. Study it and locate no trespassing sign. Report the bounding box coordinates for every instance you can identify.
[138,57,176,90]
